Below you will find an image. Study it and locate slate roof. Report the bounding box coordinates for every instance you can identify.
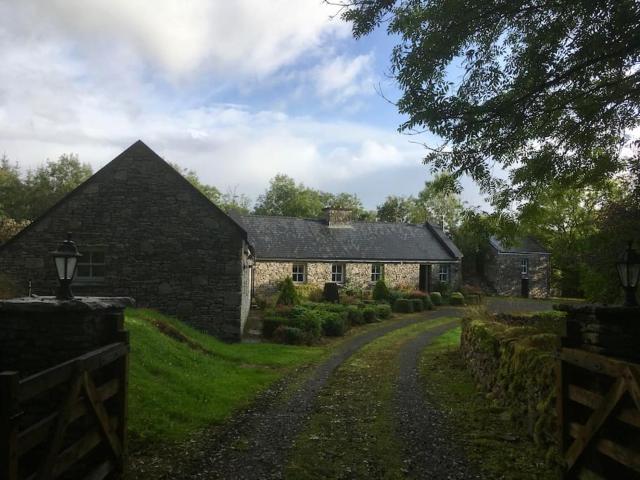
[234,215,462,262]
[489,236,549,254]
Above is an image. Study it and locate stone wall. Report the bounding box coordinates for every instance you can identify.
[0,296,132,376]
[460,315,560,463]
[485,250,550,298]
[0,142,248,341]
[253,260,461,296]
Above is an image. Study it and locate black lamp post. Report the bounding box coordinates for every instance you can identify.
[51,233,82,300]
[616,241,640,307]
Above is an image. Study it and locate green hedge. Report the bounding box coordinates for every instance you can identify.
[393,298,413,313]
[376,304,392,319]
[362,307,378,323]
[450,292,465,306]
[346,305,365,325]
[423,295,434,310]
[430,292,443,306]
[410,298,424,312]
[460,317,560,465]
[321,313,348,336]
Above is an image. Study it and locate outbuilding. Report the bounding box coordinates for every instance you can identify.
[0,141,253,340]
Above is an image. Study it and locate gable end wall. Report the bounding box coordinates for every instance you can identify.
[0,148,247,340]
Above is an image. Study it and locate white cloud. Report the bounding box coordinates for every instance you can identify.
[1,0,347,78]
[313,54,376,102]
[0,2,488,210]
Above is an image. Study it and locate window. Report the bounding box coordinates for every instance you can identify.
[371,264,383,282]
[438,264,450,283]
[292,263,306,283]
[521,258,529,275]
[76,250,105,282]
[331,264,344,283]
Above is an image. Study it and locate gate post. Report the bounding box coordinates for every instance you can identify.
[0,371,20,480]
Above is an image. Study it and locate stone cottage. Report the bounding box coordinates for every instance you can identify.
[0,141,253,341]
[484,236,550,298]
[234,208,463,296]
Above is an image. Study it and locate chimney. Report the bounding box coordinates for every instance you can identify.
[322,207,352,227]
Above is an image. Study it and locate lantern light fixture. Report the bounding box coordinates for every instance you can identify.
[616,240,640,307]
[51,233,82,300]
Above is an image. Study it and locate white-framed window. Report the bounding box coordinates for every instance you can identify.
[292,263,306,283]
[371,263,383,282]
[438,264,450,283]
[521,258,529,275]
[76,250,105,281]
[331,263,344,283]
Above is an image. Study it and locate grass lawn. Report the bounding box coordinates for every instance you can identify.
[420,328,560,480]
[126,308,327,449]
[285,316,459,480]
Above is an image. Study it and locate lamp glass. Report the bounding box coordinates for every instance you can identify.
[55,256,67,280]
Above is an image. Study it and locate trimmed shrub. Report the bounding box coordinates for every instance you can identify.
[346,305,365,325]
[340,295,361,306]
[277,277,299,306]
[410,299,424,312]
[372,279,390,301]
[388,289,403,305]
[322,313,348,336]
[362,307,377,323]
[423,295,434,310]
[323,282,340,303]
[437,281,451,297]
[393,298,414,313]
[375,304,392,319]
[262,316,289,338]
[430,292,443,306]
[450,292,465,306]
[407,290,427,300]
[289,311,323,341]
[273,325,304,344]
[295,284,324,302]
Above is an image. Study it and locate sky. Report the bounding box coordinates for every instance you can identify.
[0,0,487,211]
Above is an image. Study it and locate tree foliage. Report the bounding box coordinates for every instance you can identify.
[518,181,619,297]
[339,0,640,206]
[376,173,463,230]
[253,174,372,219]
[0,153,93,243]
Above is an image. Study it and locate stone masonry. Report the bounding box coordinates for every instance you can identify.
[0,141,251,341]
[254,261,461,296]
[485,251,550,298]
[0,296,133,376]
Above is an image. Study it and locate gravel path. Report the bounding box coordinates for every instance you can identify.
[394,321,482,480]
[173,310,462,480]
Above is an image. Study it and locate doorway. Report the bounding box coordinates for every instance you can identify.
[521,277,529,298]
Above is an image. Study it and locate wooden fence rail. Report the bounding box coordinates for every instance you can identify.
[557,344,640,479]
[1,330,129,480]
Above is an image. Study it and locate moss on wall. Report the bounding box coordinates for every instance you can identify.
[460,315,561,465]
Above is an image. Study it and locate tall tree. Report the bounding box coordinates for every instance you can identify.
[518,180,620,297]
[581,155,640,302]
[253,174,370,219]
[408,173,464,230]
[376,195,414,223]
[339,0,640,206]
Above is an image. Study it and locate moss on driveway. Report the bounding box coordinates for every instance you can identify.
[285,317,459,480]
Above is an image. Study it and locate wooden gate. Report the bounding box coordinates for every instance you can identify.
[557,345,640,478]
[1,330,129,480]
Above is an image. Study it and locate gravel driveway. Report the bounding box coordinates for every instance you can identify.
[173,309,464,480]
[394,321,481,479]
